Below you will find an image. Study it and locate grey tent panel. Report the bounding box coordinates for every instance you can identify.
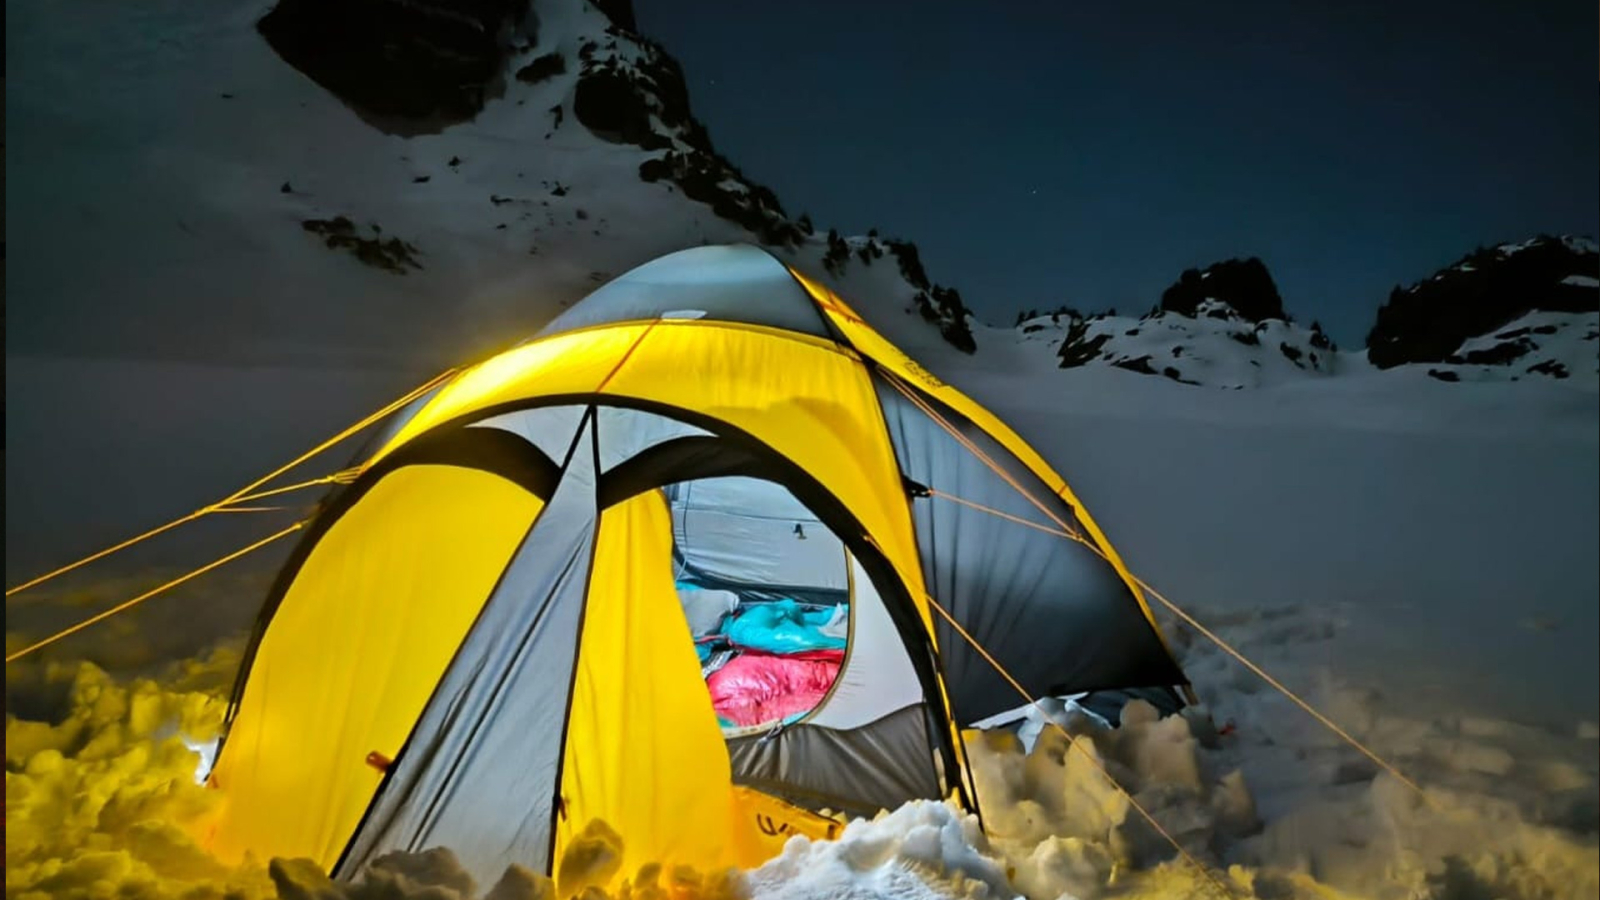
[471,406,585,467]
[594,407,712,474]
[808,555,925,730]
[873,376,1186,724]
[474,406,713,475]
[534,245,831,339]
[337,414,600,884]
[667,477,848,592]
[726,704,942,817]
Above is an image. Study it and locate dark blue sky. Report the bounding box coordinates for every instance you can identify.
[636,1,1598,344]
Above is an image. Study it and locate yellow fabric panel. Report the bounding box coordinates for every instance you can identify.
[203,466,542,868]
[366,320,929,627]
[555,490,741,886]
[788,268,1167,639]
[727,786,845,865]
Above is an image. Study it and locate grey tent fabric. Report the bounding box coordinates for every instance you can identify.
[667,477,847,593]
[873,375,1186,724]
[534,245,831,340]
[594,407,712,473]
[475,405,713,475]
[678,585,739,635]
[337,413,600,883]
[808,555,924,730]
[472,406,585,466]
[726,705,941,817]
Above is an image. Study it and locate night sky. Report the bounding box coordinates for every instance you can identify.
[636,1,1598,344]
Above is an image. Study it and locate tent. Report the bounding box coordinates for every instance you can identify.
[200,244,1190,888]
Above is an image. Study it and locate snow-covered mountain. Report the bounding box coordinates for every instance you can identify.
[1005,256,1341,389]
[6,0,968,370]
[1033,300,1339,389]
[999,242,1597,389]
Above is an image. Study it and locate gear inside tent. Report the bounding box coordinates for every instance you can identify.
[196,244,1191,891]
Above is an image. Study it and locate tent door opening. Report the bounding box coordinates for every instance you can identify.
[665,476,855,736]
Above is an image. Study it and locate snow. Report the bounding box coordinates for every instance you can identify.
[1561,274,1599,288]
[1498,237,1546,256]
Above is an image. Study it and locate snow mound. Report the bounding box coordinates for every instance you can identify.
[4,654,275,900]
[748,801,1015,900]
[1030,301,1342,388]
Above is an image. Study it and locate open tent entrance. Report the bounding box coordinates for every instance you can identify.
[666,476,856,735]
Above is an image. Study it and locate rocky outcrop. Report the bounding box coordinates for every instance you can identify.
[1365,236,1598,369]
[885,239,976,353]
[1160,257,1286,323]
[257,0,531,132]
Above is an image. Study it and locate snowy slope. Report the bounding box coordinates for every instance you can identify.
[5,0,962,370]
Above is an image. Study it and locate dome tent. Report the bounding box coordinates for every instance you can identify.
[203,244,1190,888]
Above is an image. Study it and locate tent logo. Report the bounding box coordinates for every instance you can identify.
[754,813,793,837]
[901,358,946,389]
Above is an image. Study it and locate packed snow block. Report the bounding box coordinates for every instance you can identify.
[1011,835,1116,900]
[707,652,842,728]
[269,857,343,900]
[721,599,847,655]
[257,0,530,131]
[360,847,477,898]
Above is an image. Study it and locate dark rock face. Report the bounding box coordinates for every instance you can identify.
[1112,355,1157,375]
[1057,319,1110,368]
[575,26,808,251]
[1366,236,1598,369]
[301,217,423,274]
[574,66,670,148]
[883,239,975,353]
[1160,257,1286,323]
[636,150,801,247]
[591,0,637,31]
[515,52,566,84]
[257,0,531,132]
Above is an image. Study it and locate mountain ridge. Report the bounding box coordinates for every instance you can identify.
[1003,239,1596,388]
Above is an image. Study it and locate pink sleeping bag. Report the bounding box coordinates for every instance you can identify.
[708,650,843,728]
